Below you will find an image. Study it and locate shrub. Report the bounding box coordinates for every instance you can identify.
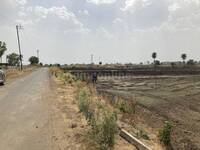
[76,88,118,150]
[50,67,62,77]
[158,121,173,146]
[95,108,118,150]
[50,67,77,85]
[62,73,75,85]
[76,88,92,120]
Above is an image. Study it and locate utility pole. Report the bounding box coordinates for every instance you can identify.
[91,54,94,64]
[37,49,39,61]
[16,25,23,70]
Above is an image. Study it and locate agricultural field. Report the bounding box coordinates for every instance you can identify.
[96,75,200,150]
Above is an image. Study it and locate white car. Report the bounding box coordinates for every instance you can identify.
[0,69,5,85]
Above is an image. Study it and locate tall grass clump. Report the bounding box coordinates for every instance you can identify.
[95,109,118,150]
[76,88,93,120]
[116,98,135,114]
[50,67,62,77]
[158,121,173,146]
[76,87,118,150]
[62,73,76,85]
[50,67,79,85]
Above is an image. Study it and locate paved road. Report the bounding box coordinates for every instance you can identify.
[0,68,55,150]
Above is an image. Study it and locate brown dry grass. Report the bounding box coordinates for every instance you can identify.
[5,66,38,82]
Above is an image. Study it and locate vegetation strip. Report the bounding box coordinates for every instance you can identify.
[50,67,166,150]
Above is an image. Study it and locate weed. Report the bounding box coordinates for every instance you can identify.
[95,108,118,150]
[76,88,92,120]
[158,121,173,146]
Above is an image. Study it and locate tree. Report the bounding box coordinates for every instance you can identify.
[0,41,7,63]
[152,52,157,64]
[29,56,39,65]
[155,60,160,66]
[7,53,20,66]
[181,53,187,63]
[187,59,195,66]
[171,62,176,68]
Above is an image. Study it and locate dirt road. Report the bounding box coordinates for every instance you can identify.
[0,68,58,150]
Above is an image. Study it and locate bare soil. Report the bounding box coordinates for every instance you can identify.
[97,75,200,150]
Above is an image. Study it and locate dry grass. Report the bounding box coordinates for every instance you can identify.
[5,66,37,81]
[51,67,136,150]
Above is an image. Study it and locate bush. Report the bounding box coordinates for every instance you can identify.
[158,121,173,146]
[76,88,92,120]
[50,67,62,77]
[50,67,77,85]
[62,73,75,85]
[96,109,118,150]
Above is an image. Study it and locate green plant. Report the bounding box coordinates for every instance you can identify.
[76,88,118,150]
[158,121,173,146]
[95,109,118,150]
[76,89,92,119]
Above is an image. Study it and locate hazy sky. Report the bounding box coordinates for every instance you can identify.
[1,0,200,64]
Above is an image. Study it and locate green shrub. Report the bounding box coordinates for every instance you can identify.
[76,88,118,150]
[158,122,173,146]
[76,89,92,120]
[95,109,118,150]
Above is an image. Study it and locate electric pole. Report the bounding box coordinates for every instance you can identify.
[91,54,94,64]
[37,49,39,61]
[16,25,23,70]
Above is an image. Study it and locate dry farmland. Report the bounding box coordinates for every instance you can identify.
[96,75,200,150]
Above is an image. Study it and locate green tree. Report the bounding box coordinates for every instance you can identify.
[181,53,187,63]
[155,60,160,66]
[7,53,20,66]
[152,52,157,64]
[29,56,39,65]
[0,41,7,63]
[187,59,195,66]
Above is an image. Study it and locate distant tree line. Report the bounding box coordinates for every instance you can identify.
[0,41,41,68]
[151,52,198,67]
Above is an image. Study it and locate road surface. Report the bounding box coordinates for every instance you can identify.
[0,68,57,150]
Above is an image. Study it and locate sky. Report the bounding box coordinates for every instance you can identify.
[0,0,200,64]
